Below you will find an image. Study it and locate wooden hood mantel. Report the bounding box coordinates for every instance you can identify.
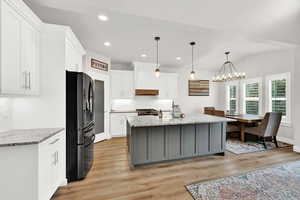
[135,89,159,96]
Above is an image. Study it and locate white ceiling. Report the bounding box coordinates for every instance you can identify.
[24,0,300,72]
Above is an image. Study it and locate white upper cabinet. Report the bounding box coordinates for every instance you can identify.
[21,19,40,95]
[1,0,42,95]
[1,1,23,94]
[65,31,85,72]
[110,70,134,99]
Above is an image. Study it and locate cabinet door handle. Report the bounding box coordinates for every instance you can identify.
[28,72,31,90]
[24,71,27,89]
[49,138,60,145]
[55,151,58,165]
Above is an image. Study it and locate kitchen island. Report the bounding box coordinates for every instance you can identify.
[127,114,235,166]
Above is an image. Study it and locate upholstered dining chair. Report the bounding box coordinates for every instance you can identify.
[244,112,282,149]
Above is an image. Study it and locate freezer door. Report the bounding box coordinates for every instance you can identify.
[77,129,95,179]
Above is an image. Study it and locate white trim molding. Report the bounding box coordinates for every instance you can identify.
[293,146,300,153]
[225,81,240,112]
[277,136,294,145]
[95,134,108,143]
[241,77,263,115]
[265,72,291,126]
[60,178,68,186]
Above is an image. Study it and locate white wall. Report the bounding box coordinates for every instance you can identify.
[83,50,111,74]
[11,24,66,129]
[223,50,296,142]
[293,47,300,152]
[0,98,12,132]
[177,68,223,115]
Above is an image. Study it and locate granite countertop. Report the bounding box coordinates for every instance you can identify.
[127,114,236,127]
[110,110,173,113]
[110,110,137,113]
[0,128,64,147]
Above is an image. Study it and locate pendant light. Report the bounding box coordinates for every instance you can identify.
[190,42,196,80]
[154,36,160,78]
[212,51,246,82]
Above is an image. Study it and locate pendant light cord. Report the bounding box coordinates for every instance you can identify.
[157,39,159,68]
[190,42,196,72]
[192,44,194,71]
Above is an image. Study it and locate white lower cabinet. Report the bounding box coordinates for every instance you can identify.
[0,130,65,200]
[110,113,137,137]
[39,131,65,200]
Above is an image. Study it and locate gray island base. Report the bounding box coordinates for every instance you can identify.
[127,115,235,167]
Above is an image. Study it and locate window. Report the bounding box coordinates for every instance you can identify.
[242,79,262,115]
[227,85,238,112]
[266,73,291,124]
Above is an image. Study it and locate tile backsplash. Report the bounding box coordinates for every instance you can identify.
[111,98,173,111]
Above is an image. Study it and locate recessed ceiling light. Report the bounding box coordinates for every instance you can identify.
[176,57,181,60]
[98,15,109,21]
[104,42,111,47]
[141,54,147,58]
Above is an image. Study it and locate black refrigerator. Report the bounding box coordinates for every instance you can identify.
[66,71,95,182]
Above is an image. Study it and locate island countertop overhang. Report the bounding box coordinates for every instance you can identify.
[127,114,236,128]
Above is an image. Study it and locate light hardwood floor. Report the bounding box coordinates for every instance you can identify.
[53,138,300,200]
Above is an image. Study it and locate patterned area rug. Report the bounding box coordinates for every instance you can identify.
[226,140,291,155]
[186,161,300,200]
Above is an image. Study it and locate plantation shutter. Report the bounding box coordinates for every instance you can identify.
[272,79,286,116]
[245,83,259,115]
[229,86,237,111]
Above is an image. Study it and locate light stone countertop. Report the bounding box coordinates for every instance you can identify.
[127,114,236,127]
[110,110,137,113]
[0,128,64,147]
[110,110,173,113]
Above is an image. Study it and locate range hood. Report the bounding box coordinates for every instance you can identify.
[133,62,160,96]
[135,89,159,96]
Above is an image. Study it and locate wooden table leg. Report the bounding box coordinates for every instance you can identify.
[240,123,245,142]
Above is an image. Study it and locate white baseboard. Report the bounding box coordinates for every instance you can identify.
[277,136,294,145]
[293,145,300,153]
[94,134,108,143]
[112,135,126,138]
[60,178,68,186]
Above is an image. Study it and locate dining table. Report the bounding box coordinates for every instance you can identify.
[225,114,264,142]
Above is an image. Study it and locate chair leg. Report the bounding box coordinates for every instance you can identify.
[274,136,279,148]
[262,138,267,149]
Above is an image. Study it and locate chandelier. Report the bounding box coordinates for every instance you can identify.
[212,51,246,82]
